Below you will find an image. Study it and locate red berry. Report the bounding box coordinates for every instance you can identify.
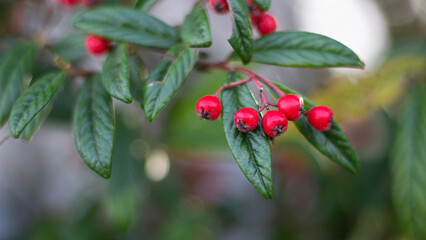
[257,13,277,35]
[277,94,304,121]
[57,0,80,6]
[196,95,222,121]
[208,0,229,14]
[307,106,333,131]
[250,14,259,26]
[262,110,288,137]
[85,35,110,55]
[234,107,259,132]
[247,0,263,15]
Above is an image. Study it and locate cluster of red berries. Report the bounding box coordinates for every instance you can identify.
[85,34,110,55]
[196,94,334,138]
[208,0,277,35]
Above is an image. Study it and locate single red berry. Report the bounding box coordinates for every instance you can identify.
[250,14,259,26]
[85,35,110,55]
[262,110,288,137]
[234,107,259,132]
[57,0,80,6]
[196,95,222,121]
[257,13,277,35]
[247,0,263,15]
[208,0,229,14]
[277,94,304,121]
[307,106,333,131]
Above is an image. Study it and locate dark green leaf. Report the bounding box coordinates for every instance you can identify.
[134,0,157,11]
[221,72,273,199]
[270,80,360,173]
[143,46,198,121]
[73,7,179,49]
[9,72,66,138]
[20,103,54,140]
[129,56,148,104]
[392,84,426,240]
[251,0,271,10]
[228,0,253,64]
[102,43,131,103]
[252,31,365,68]
[0,43,37,127]
[50,33,86,62]
[73,76,115,178]
[181,4,212,47]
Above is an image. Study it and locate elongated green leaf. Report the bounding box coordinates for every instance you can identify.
[134,0,157,11]
[251,0,271,10]
[181,4,212,47]
[222,72,273,199]
[73,76,115,178]
[129,56,148,104]
[0,43,37,127]
[102,43,131,103]
[270,80,359,173]
[143,46,198,121]
[50,33,86,62]
[228,0,253,64]
[20,103,54,140]
[73,7,179,49]
[9,72,66,138]
[251,31,365,68]
[392,84,426,240]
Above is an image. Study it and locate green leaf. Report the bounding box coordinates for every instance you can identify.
[73,76,115,178]
[50,33,86,62]
[0,43,37,127]
[101,43,132,103]
[73,7,179,49]
[134,0,157,11]
[181,4,212,48]
[143,45,198,122]
[251,0,271,10]
[251,31,365,68]
[19,103,54,140]
[129,56,148,104]
[270,80,360,173]
[9,72,66,138]
[221,72,273,199]
[228,0,253,64]
[392,84,426,240]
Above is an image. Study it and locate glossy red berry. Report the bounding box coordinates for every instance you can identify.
[277,94,304,121]
[307,106,333,131]
[208,0,229,14]
[257,13,277,35]
[250,14,259,26]
[85,35,110,55]
[234,107,259,132]
[57,0,80,6]
[196,95,222,121]
[247,0,263,15]
[262,110,288,137]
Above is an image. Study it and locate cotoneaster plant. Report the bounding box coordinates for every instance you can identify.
[0,0,364,199]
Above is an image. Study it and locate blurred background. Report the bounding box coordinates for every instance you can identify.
[0,0,425,239]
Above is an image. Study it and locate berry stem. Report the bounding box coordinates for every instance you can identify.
[0,135,10,147]
[214,76,252,96]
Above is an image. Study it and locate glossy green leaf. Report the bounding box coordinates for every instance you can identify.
[19,103,54,140]
[181,4,212,47]
[73,7,179,49]
[9,72,66,138]
[73,76,115,178]
[392,84,426,240]
[252,31,365,68]
[270,80,360,173]
[221,72,273,199]
[143,46,198,122]
[102,43,131,103]
[251,0,271,10]
[0,43,37,127]
[134,0,157,11]
[50,33,86,62]
[228,0,253,64]
[129,56,148,104]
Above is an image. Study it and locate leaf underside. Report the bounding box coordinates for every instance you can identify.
[221,72,273,199]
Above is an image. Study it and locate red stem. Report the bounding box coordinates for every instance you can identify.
[214,76,252,96]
